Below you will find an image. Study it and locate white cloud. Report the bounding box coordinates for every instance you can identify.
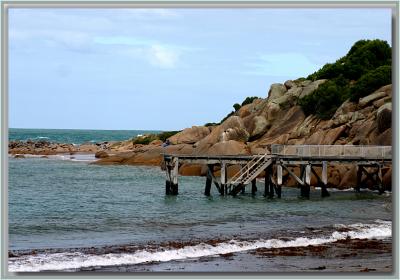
[148,45,178,69]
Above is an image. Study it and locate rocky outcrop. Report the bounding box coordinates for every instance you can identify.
[268,83,287,100]
[11,79,391,189]
[377,102,392,133]
[168,126,211,145]
[95,151,109,158]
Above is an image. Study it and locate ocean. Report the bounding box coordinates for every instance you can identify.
[7,129,392,272]
[9,128,161,144]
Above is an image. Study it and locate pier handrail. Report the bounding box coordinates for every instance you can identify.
[271,144,392,159]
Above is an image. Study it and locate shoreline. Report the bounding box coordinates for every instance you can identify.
[8,220,392,272]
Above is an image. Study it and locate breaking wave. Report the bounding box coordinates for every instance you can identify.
[8,220,391,272]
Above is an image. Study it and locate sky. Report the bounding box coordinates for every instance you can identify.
[8,8,392,131]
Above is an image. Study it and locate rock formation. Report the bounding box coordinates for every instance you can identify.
[9,80,392,190]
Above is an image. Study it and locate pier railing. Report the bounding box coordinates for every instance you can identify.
[271,145,392,159]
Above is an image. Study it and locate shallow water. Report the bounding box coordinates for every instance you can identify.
[8,156,392,272]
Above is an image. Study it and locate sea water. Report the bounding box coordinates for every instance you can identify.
[9,128,161,144]
[7,129,392,272]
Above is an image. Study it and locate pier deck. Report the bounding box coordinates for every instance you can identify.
[162,145,392,198]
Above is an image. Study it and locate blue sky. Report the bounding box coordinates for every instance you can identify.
[9,8,392,130]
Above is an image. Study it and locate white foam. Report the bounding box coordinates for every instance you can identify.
[8,220,391,272]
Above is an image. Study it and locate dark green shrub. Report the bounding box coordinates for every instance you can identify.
[300,39,391,119]
[233,103,241,111]
[307,39,391,81]
[158,131,180,142]
[298,77,350,119]
[131,130,180,145]
[241,96,259,106]
[132,135,154,145]
[350,65,392,101]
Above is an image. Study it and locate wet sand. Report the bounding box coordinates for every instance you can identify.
[79,238,392,273]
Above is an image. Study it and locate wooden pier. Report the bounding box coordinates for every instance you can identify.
[162,145,392,198]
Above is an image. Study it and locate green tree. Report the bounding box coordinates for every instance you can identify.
[233,103,241,111]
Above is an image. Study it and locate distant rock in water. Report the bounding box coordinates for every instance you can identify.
[14,154,25,159]
[95,151,109,158]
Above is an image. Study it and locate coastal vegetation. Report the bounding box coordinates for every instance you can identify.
[132,131,181,145]
[299,39,391,119]
[219,96,260,124]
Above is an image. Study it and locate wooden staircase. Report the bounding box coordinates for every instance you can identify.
[228,153,272,195]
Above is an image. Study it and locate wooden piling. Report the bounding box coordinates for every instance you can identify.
[220,162,227,195]
[311,164,329,197]
[170,157,179,195]
[264,167,270,197]
[204,165,213,196]
[300,164,310,199]
[356,165,362,192]
[251,179,257,195]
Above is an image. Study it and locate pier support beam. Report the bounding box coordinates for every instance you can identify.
[170,157,179,195]
[356,165,363,192]
[220,162,227,196]
[165,161,172,195]
[264,164,276,198]
[276,164,282,198]
[310,162,329,197]
[356,164,385,194]
[251,179,257,195]
[299,164,310,199]
[264,166,269,197]
[204,164,213,196]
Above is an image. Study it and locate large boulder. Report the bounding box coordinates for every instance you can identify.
[123,147,164,165]
[290,115,319,138]
[220,127,250,143]
[322,125,347,145]
[284,80,296,89]
[333,99,357,118]
[371,128,392,146]
[349,118,376,144]
[265,101,281,121]
[382,167,392,190]
[250,115,269,138]
[267,83,287,100]
[377,102,392,133]
[263,106,306,139]
[251,106,305,148]
[206,140,250,156]
[339,166,358,188]
[238,103,252,118]
[305,130,327,145]
[299,79,327,98]
[359,85,391,108]
[194,116,248,153]
[179,164,205,176]
[168,126,210,145]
